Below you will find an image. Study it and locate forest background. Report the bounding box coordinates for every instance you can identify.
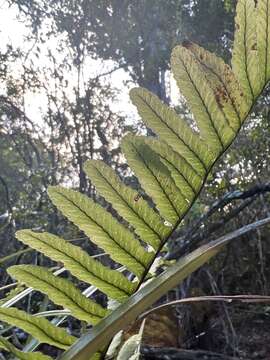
[0,0,270,358]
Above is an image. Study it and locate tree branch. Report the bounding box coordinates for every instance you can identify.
[168,184,270,260]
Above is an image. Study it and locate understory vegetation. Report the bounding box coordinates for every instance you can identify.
[0,0,270,359]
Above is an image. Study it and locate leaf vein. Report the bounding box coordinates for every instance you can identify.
[54,189,148,270]
[244,1,255,100]
[94,167,163,241]
[193,55,242,128]
[28,232,131,296]
[136,93,207,174]
[157,152,197,196]
[19,268,103,321]
[178,56,225,150]
[130,142,181,219]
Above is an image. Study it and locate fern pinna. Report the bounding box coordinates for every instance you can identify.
[1,0,270,359]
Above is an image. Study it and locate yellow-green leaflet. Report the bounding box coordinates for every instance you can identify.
[142,137,203,202]
[48,186,153,279]
[122,134,183,225]
[0,307,75,350]
[0,336,53,360]
[8,265,109,324]
[171,46,235,154]
[16,230,136,302]
[257,0,270,84]
[129,87,212,175]
[232,0,263,105]
[184,42,249,127]
[84,160,169,251]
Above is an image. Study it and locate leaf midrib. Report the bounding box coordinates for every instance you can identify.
[129,141,181,219]
[244,0,255,100]
[136,92,208,174]
[177,54,225,150]
[191,49,242,127]
[153,143,198,196]
[25,232,131,297]
[54,189,148,270]
[0,309,72,348]
[93,166,163,244]
[14,268,104,321]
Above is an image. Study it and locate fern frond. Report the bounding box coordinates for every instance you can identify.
[48,186,153,278]
[0,336,52,360]
[0,307,75,349]
[8,265,109,324]
[84,160,169,251]
[16,230,136,302]
[59,218,270,359]
[5,2,270,359]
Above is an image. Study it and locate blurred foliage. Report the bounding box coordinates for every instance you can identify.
[8,0,236,98]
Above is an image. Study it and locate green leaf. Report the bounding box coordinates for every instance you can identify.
[171,45,235,153]
[232,0,263,105]
[143,137,203,202]
[257,0,270,84]
[0,307,75,350]
[84,160,169,251]
[0,336,52,360]
[129,87,212,175]
[132,137,192,216]
[184,42,249,128]
[8,265,109,325]
[122,135,186,225]
[48,186,153,278]
[117,319,145,360]
[58,217,270,360]
[16,230,136,302]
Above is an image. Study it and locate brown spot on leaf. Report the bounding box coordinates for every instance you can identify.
[182,40,193,49]
[251,43,257,51]
[215,85,229,108]
[134,193,142,202]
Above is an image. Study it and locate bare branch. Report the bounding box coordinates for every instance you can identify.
[168,184,270,260]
